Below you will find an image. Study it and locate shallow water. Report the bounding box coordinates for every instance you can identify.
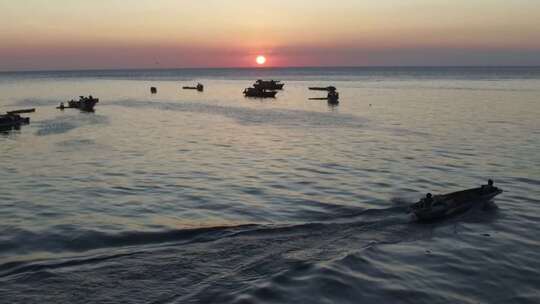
[1,67,540,303]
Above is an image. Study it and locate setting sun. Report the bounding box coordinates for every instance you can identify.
[256,55,266,65]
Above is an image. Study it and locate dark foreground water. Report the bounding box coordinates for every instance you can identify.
[1,67,539,303]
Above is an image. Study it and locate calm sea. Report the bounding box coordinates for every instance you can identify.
[1,67,539,303]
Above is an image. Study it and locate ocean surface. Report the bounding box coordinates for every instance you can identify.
[1,67,539,303]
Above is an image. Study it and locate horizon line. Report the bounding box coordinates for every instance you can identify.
[1,65,540,74]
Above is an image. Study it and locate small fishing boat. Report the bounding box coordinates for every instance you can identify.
[309,86,336,92]
[0,108,34,130]
[253,80,284,90]
[183,83,204,92]
[243,87,277,98]
[58,96,99,112]
[309,89,339,103]
[409,180,503,221]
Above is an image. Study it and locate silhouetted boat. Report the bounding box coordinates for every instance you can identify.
[58,96,99,112]
[0,108,34,130]
[253,80,284,90]
[327,91,339,103]
[408,182,503,221]
[309,86,336,92]
[6,108,36,115]
[183,83,204,91]
[243,87,277,98]
[309,90,339,103]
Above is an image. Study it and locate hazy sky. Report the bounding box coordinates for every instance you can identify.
[1,0,539,70]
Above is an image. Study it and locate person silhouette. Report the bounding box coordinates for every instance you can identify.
[424,193,433,210]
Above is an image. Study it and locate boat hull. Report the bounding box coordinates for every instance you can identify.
[183,86,204,92]
[410,187,503,221]
[243,88,277,98]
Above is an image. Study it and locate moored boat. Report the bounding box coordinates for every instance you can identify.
[309,86,336,92]
[0,109,34,130]
[243,87,277,98]
[327,91,339,103]
[59,96,99,112]
[183,83,204,91]
[309,87,339,104]
[409,180,503,221]
[253,80,284,90]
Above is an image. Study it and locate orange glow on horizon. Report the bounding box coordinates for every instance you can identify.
[1,1,540,70]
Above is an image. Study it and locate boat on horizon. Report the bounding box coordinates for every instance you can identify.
[408,180,503,221]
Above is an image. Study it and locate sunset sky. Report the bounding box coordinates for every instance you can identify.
[1,0,539,71]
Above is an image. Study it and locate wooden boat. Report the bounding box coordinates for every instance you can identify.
[253,80,284,90]
[183,83,204,92]
[409,182,503,221]
[58,96,99,112]
[0,109,34,130]
[243,87,277,98]
[309,86,336,92]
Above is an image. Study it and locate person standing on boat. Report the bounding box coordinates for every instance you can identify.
[423,193,433,210]
[481,179,495,193]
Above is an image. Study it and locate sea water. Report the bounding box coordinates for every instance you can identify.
[1,67,539,303]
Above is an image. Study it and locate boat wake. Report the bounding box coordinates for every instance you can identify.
[0,186,503,304]
[34,114,109,136]
[0,199,505,303]
[111,99,368,129]
[0,204,410,269]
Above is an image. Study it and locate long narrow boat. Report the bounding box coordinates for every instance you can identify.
[409,182,503,221]
[309,91,339,103]
[309,86,336,92]
[7,108,36,115]
[182,83,204,91]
